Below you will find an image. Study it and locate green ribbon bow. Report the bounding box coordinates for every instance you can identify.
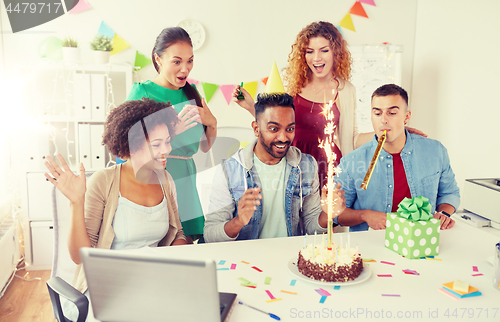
[396,196,432,221]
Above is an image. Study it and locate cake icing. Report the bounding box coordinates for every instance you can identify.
[297,243,363,282]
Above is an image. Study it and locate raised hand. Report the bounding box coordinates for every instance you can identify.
[175,104,201,135]
[232,85,256,117]
[197,98,217,128]
[44,153,86,204]
[237,188,262,226]
[321,182,346,216]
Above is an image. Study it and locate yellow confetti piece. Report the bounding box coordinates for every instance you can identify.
[266,298,282,303]
[280,290,297,295]
[426,257,442,261]
[241,261,250,264]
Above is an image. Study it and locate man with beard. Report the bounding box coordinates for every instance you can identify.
[204,93,344,242]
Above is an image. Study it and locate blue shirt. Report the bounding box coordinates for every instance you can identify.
[334,130,460,231]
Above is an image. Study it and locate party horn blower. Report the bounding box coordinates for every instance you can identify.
[360,130,387,190]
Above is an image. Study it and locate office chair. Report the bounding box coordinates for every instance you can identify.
[46,173,93,322]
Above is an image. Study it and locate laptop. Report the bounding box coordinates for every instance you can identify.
[80,247,237,322]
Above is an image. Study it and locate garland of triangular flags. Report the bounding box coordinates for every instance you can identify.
[73,0,376,75]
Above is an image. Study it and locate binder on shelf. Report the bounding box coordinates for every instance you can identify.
[90,124,105,169]
[90,74,106,121]
[74,73,91,119]
[78,123,91,169]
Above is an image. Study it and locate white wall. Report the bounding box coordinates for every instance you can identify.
[0,0,418,129]
[411,0,500,206]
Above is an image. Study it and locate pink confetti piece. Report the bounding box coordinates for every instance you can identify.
[382,294,401,297]
[230,263,236,270]
[473,266,478,272]
[265,290,276,300]
[315,289,327,296]
[251,266,262,272]
[380,261,395,265]
[320,288,331,296]
[472,273,483,277]
[377,274,393,277]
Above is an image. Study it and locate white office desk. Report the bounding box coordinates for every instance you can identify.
[153,221,499,322]
[89,220,500,322]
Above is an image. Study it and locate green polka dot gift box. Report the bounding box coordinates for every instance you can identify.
[385,196,440,259]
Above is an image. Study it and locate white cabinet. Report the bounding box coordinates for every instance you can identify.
[19,63,132,270]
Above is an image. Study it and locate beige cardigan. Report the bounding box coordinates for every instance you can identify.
[334,78,359,156]
[73,164,186,292]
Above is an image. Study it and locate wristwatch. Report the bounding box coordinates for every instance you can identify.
[438,211,451,217]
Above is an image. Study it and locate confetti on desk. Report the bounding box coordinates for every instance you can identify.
[377,274,393,277]
[251,266,263,272]
[382,294,401,297]
[265,290,277,300]
[334,286,341,290]
[472,273,483,277]
[217,268,229,271]
[241,261,250,264]
[266,298,282,303]
[230,263,236,270]
[362,258,376,263]
[238,277,256,287]
[320,288,331,296]
[403,269,420,275]
[281,290,297,295]
[472,266,478,272]
[380,261,395,266]
[319,295,328,303]
[424,257,442,261]
[264,277,271,285]
[218,260,226,265]
[290,279,297,286]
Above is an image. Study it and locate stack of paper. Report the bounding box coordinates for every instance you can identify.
[440,281,481,299]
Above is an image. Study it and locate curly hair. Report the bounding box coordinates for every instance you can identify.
[284,21,352,97]
[103,98,179,159]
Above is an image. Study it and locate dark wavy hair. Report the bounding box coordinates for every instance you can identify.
[152,27,202,108]
[372,84,409,106]
[254,93,295,120]
[284,21,352,97]
[103,98,179,159]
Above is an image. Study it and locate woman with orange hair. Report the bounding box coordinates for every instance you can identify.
[234,21,423,188]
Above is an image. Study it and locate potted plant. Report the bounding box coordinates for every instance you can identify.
[62,36,80,64]
[89,35,113,64]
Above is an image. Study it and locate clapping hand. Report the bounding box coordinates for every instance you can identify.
[175,104,201,135]
[44,153,86,204]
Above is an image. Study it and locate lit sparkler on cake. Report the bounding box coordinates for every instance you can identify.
[317,90,341,250]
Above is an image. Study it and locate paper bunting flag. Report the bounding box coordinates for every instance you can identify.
[69,0,92,14]
[243,81,258,100]
[110,34,130,56]
[261,77,269,85]
[97,21,115,39]
[202,82,219,103]
[350,1,368,18]
[219,84,236,105]
[134,51,151,70]
[359,0,376,6]
[264,62,285,94]
[187,78,199,86]
[340,13,356,32]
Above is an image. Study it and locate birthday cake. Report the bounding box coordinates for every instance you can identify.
[297,243,363,282]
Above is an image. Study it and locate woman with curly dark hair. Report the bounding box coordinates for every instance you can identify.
[44,99,187,316]
[234,21,423,188]
[126,27,217,243]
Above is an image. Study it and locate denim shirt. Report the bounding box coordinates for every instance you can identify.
[334,130,460,231]
[204,141,327,242]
